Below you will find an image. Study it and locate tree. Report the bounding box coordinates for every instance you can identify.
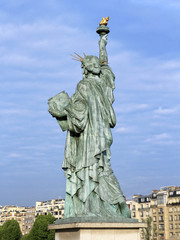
[142,216,157,240]
[0,219,22,240]
[21,234,30,240]
[28,214,55,240]
[0,226,2,239]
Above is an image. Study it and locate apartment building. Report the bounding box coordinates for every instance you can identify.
[0,205,35,235]
[35,199,65,220]
[131,186,180,240]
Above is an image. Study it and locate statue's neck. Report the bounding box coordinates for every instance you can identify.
[84,74,103,86]
[86,73,99,78]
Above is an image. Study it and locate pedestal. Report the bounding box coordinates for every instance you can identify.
[49,222,146,240]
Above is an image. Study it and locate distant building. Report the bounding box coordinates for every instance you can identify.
[35,199,65,220]
[130,186,180,240]
[0,205,35,235]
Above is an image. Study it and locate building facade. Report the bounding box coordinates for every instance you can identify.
[35,199,65,220]
[131,186,180,240]
[0,205,35,235]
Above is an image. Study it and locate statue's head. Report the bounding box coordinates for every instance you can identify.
[71,53,100,76]
[81,55,100,75]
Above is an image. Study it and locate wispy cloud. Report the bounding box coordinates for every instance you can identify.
[115,104,149,113]
[111,51,180,93]
[115,124,138,134]
[154,106,178,115]
[145,133,173,144]
[131,0,180,8]
[7,153,22,158]
[1,108,32,116]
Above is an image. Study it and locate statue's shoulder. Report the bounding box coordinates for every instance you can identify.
[101,65,115,78]
[77,79,91,91]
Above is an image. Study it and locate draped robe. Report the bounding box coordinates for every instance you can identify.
[55,65,130,218]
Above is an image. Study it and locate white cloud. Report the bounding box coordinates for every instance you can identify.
[7,153,21,158]
[116,127,131,133]
[0,19,96,80]
[115,104,149,113]
[145,133,172,144]
[154,106,178,115]
[1,109,29,115]
[131,0,180,8]
[111,50,180,93]
[158,60,180,70]
[115,124,138,134]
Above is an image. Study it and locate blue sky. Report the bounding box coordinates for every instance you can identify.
[0,0,180,206]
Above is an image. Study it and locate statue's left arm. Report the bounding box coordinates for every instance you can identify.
[48,82,88,134]
[64,82,88,134]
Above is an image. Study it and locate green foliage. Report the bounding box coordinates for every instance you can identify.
[142,217,157,240]
[0,226,2,239]
[21,233,30,240]
[28,214,55,240]
[0,219,22,240]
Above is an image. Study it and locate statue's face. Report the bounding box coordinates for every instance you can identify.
[82,56,100,75]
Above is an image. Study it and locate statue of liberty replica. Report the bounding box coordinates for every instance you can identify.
[48,17,131,221]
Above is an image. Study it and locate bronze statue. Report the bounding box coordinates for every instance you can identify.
[48,18,131,220]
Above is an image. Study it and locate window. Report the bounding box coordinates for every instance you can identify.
[169,215,173,221]
[175,215,177,221]
[141,198,145,202]
[170,232,173,238]
[169,191,173,196]
[159,208,163,213]
[132,205,136,210]
[141,204,143,209]
[146,212,149,216]
[169,207,172,213]
[153,216,156,222]
[140,212,143,217]
[176,190,180,195]
[159,224,164,230]
[132,212,136,217]
[170,224,173,229]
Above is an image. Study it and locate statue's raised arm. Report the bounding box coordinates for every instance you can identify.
[97,16,110,65]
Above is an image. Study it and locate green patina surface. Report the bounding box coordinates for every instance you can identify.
[48,22,131,221]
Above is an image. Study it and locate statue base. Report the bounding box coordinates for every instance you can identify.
[49,220,146,240]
